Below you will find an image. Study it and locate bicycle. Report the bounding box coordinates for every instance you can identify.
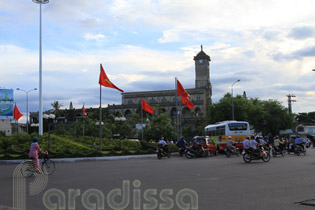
[20,154,55,178]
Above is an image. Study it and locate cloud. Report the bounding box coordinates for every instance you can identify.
[83,33,107,41]
[288,26,314,40]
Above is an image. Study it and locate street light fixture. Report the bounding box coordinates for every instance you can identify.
[32,0,49,136]
[231,79,240,121]
[16,88,37,134]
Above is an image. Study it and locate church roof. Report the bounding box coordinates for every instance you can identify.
[193,45,211,61]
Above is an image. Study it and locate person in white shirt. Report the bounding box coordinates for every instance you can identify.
[243,136,250,150]
[158,137,168,153]
[250,136,261,156]
[226,136,236,154]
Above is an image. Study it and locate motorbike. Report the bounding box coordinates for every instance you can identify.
[293,144,306,156]
[156,145,171,159]
[185,145,209,158]
[177,146,186,157]
[243,145,270,163]
[271,145,286,157]
[224,145,240,157]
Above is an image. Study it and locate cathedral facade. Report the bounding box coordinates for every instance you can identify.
[108,46,212,121]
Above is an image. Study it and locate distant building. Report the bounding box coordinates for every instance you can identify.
[29,46,213,132]
[107,45,212,123]
[296,124,315,141]
[0,120,12,135]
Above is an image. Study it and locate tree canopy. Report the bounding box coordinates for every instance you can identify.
[207,93,294,136]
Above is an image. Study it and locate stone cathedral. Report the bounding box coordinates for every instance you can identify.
[108,46,212,123]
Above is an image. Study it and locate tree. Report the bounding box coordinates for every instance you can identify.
[295,112,315,124]
[142,113,176,141]
[206,93,293,136]
[51,101,63,117]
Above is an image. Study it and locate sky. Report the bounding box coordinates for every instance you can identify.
[0,0,315,123]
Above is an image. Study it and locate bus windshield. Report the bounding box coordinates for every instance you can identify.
[228,123,248,131]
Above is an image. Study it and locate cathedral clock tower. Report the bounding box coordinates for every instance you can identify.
[193,45,212,105]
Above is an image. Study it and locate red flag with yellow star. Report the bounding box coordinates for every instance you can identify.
[177,80,190,98]
[13,103,23,121]
[98,64,124,92]
[181,95,194,109]
[142,99,154,114]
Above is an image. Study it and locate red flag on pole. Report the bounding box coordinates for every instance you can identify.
[98,64,124,92]
[13,103,23,121]
[181,96,194,109]
[82,104,87,116]
[177,80,190,98]
[142,99,154,114]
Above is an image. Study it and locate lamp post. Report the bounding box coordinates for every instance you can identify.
[16,88,37,134]
[231,79,240,121]
[115,117,126,150]
[96,121,104,152]
[32,0,49,136]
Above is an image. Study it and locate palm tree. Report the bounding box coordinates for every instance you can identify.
[51,101,63,117]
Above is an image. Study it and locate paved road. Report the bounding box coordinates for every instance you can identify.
[1,150,315,210]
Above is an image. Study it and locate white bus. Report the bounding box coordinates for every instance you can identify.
[204,121,251,151]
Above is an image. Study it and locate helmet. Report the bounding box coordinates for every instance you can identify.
[32,137,39,142]
[161,137,164,140]
[246,136,250,139]
[228,136,232,139]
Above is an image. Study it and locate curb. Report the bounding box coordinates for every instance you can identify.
[0,154,159,164]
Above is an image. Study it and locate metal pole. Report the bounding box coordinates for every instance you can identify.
[232,87,234,120]
[16,88,37,134]
[99,64,102,152]
[231,80,240,121]
[38,3,43,136]
[26,93,29,134]
[175,77,179,138]
[141,102,144,142]
[99,84,102,152]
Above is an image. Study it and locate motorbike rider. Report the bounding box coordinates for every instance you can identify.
[294,135,303,151]
[192,139,201,154]
[158,137,169,153]
[226,136,236,154]
[249,135,261,157]
[177,136,187,148]
[176,137,187,152]
[274,136,281,152]
[243,136,250,151]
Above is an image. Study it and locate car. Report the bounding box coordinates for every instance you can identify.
[192,136,217,156]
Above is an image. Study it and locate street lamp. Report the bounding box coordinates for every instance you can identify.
[32,0,49,136]
[16,88,37,134]
[231,79,240,121]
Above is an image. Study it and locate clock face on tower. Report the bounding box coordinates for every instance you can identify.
[198,59,203,64]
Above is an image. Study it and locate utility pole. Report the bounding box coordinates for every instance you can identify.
[286,94,296,114]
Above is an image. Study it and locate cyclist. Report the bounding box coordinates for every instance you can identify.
[29,137,48,173]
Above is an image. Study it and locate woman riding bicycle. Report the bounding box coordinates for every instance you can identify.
[29,137,48,173]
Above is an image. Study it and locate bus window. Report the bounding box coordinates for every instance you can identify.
[228,123,247,131]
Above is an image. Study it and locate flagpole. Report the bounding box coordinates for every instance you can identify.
[175,77,179,139]
[180,99,182,137]
[83,113,85,140]
[99,64,102,152]
[141,100,144,142]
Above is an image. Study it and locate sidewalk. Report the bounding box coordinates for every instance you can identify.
[0,154,158,164]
